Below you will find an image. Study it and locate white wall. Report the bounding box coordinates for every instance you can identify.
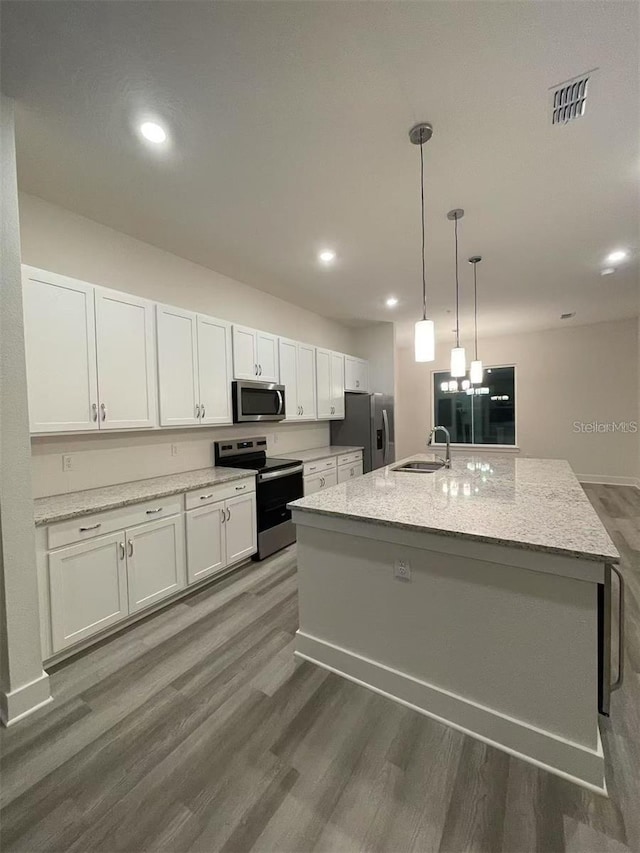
[18,193,359,496]
[395,318,639,484]
[351,322,395,395]
[0,97,50,723]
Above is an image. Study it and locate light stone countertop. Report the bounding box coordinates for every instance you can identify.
[288,453,620,563]
[34,467,256,526]
[280,446,364,464]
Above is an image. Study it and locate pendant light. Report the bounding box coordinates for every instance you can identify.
[468,255,483,384]
[410,122,435,362]
[447,208,466,377]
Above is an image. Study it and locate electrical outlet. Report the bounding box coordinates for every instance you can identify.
[394,559,411,581]
[171,444,178,457]
[62,455,73,472]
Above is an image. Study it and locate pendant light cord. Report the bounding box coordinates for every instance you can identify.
[454,215,460,347]
[420,134,426,320]
[473,262,478,359]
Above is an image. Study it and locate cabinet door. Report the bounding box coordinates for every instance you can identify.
[23,269,99,433]
[323,469,338,489]
[95,288,157,429]
[279,339,299,420]
[297,343,316,420]
[197,315,233,425]
[303,473,324,496]
[338,461,363,483]
[49,532,128,652]
[344,356,366,392]
[330,352,346,418]
[315,349,332,419]
[156,305,200,426]
[186,501,226,584]
[224,493,257,564]
[232,326,258,380]
[256,332,279,382]
[126,515,186,612]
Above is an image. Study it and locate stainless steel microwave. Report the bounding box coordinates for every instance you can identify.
[232,380,286,422]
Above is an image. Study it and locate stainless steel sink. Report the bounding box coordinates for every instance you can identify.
[392,460,445,473]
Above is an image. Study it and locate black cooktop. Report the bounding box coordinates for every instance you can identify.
[224,455,302,475]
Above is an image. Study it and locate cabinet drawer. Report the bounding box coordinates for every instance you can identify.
[337,451,362,467]
[184,477,255,510]
[303,458,336,477]
[337,461,364,483]
[47,496,182,550]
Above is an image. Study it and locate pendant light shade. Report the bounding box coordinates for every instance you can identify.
[450,347,466,378]
[415,319,435,362]
[410,123,435,362]
[468,256,483,384]
[447,209,466,377]
[470,359,483,384]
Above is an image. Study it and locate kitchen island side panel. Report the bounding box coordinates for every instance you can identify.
[294,522,604,790]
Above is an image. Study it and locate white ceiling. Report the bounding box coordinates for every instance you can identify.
[2,1,638,339]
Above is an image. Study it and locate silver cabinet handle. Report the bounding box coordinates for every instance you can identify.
[119,542,126,560]
[235,485,246,491]
[201,403,206,419]
[100,402,107,421]
[92,403,98,422]
[146,507,163,514]
[320,477,325,487]
[301,405,304,415]
[221,508,225,523]
[226,508,231,521]
[254,364,258,376]
[611,564,625,692]
[80,523,101,532]
[127,539,133,557]
[258,364,262,376]
[195,404,201,419]
[200,494,214,500]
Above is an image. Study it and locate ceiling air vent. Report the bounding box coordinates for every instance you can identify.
[550,70,594,125]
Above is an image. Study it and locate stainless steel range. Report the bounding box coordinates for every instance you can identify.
[214,437,303,560]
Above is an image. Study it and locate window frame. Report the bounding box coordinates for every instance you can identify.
[430,363,519,450]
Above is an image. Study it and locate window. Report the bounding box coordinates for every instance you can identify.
[432,366,516,446]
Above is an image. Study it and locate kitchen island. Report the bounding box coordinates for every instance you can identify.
[288,453,621,794]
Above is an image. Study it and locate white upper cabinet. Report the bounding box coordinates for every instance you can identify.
[279,338,316,421]
[95,288,157,430]
[157,305,232,427]
[196,315,233,425]
[23,269,99,433]
[316,349,345,419]
[344,355,369,393]
[232,325,279,382]
[156,305,200,426]
[23,268,157,433]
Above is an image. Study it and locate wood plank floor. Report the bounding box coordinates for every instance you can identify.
[1,483,638,853]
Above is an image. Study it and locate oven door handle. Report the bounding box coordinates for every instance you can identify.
[258,464,303,483]
[276,390,284,416]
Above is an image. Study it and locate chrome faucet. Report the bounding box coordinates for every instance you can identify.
[428,426,451,468]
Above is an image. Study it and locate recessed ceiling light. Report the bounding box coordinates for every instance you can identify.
[139,121,167,144]
[600,267,616,276]
[386,297,398,307]
[605,250,627,264]
[318,249,336,264]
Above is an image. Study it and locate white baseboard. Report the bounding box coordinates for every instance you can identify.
[295,631,606,796]
[578,474,640,489]
[0,670,52,726]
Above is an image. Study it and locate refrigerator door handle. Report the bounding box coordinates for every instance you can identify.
[382,408,390,463]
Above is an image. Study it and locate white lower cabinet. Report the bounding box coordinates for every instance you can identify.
[126,515,186,613]
[186,501,226,584]
[224,493,257,564]
[303,468,338,496]
[338,461,364,483]
[49,532,129,652]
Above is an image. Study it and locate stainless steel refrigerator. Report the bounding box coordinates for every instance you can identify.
[330,393,395,473]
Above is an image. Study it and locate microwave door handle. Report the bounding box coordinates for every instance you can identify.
[276,389,284,415]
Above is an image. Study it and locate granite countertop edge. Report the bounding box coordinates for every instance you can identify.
[288,503,619,563]
[280,445,364,463]
[34,467,257,527]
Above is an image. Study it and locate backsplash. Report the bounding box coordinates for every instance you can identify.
[31,422,330,497]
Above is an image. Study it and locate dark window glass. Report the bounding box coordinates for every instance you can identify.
[240,387,280,416]
[432,367,516,445]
